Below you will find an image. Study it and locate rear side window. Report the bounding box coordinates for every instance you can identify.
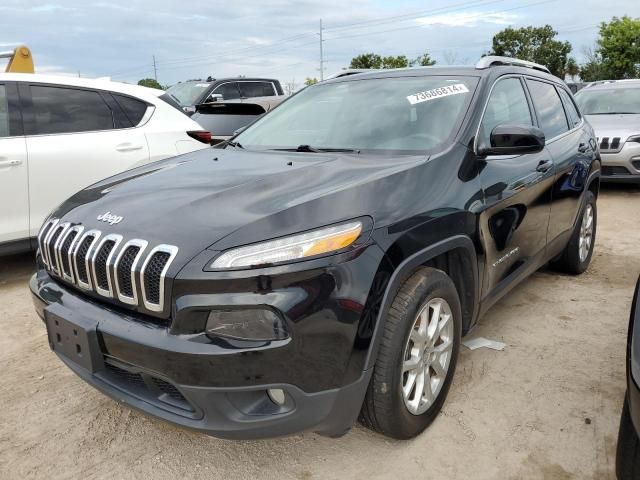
[480,77,533,145]
[112,94,148,126]
[239,82,275,97]
[212,82,240,100]
[558,88,581,128]
[0,85,9,137]
[30,85,114,135]
[526,80,569,139]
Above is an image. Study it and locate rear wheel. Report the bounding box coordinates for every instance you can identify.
[617,395,640,480]
[359,267,461,439]
[553,190,597,274]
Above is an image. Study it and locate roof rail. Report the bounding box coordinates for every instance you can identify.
[476,56,550,74]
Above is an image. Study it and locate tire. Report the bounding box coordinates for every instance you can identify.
[553,190,597,275]
[617,395,640,480]
[359,267,462,439]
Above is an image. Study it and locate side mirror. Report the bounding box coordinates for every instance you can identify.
[477,124,545,156]
[207,93,224,103]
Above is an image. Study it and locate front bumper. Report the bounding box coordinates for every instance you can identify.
[30,244,383,439]
[600,142,640,183]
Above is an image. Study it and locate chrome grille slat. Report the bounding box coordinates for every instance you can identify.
[91,234,123,298]
[113,239,148,305]
[41,221,178,314]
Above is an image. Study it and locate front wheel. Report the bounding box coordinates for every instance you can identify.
[552,190,597,275]
[359,267,461,439]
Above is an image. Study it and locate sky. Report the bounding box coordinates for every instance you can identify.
[0,0,637,89]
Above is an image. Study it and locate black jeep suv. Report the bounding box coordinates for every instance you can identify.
[31,56,600,440]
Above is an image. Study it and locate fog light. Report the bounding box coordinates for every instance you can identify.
[206,308,288,341]
[267,388,286,406]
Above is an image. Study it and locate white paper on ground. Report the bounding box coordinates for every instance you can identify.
[462,337,506,351]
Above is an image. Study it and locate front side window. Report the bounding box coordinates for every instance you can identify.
[480,77,533,145]
[30,86,114,135]
[526,80,569,140]
[234,75,478,154]
[212,82,241,100]
[0,85,9,137]
[239,82,275,97]
[558,88,581,128]
[574,87,640,115]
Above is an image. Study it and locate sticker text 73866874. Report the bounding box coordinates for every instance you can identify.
[407,83,469,105]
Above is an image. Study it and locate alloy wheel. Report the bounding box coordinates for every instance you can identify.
[579,204,594,263]
[401,298,454,415]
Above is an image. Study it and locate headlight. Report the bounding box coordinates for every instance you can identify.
[210,221,363,269]
[628,135,640,143]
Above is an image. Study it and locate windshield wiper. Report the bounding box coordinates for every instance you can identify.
[274,145,360,153]
[226,140,244,149]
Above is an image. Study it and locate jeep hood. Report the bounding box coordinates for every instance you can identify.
[53,147,426,265]
[585,114,640,147]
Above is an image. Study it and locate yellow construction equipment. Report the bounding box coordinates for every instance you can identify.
[1,45,35,73]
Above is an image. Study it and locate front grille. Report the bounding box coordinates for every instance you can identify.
[94,240,116,290]
[602,166,631,176]
[144,251,171,305]
[38,219,177,314]
[117,246,140,298]
[597,136,623,153]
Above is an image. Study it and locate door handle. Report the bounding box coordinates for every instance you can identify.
[536,159,554,173]
[115,143,144,152]
[0,159,23,167]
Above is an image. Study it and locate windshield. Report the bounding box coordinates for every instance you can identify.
[166,82,210,106]
[234,75,478,154]
[575,87,640,115]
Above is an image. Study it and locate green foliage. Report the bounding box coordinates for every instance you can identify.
[137,78,163,90]
[597,16,640,79]
[488,25,572,77]
[564,57,579,80]
[304,77,318,86]
[411,53,436,67]
[349,52,433,69]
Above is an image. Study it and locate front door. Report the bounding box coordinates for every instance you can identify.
[0,82,29,244]
[477,76,555,298]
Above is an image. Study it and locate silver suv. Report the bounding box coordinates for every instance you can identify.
[575,80,640,183]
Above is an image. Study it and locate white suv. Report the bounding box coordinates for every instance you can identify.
[0,73,210,254]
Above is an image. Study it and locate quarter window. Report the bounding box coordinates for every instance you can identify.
[526,80,569,139]
[0,85,9,137]
[30,85,114,135]
[113,94,148,126]
[480,77,533,145]
[558,88,581,128]
[239,82,275,97]
[212,83,240,100]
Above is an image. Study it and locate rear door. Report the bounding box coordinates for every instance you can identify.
[20,83,150,235]
[0,82,29,244]
[477,76,555,298]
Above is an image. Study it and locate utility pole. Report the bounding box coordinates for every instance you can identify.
[319,19,324,81]
[152,55,157,81]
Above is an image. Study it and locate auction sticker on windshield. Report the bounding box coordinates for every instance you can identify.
[407,84,469,105]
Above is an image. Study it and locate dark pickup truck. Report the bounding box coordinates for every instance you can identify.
[31,56,600,440]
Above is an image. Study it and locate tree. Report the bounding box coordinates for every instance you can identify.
[304,77,318,86]
[137,78,163,89]
[381,55,410,68]
[350,53,383,69]
[411,53,436,67]
[597,16,640,79]
[564,57,579,81]
[487,25,572,77]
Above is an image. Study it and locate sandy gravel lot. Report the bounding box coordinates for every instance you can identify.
[1,186,639,480]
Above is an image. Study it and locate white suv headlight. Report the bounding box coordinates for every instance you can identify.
[210,221,363,269]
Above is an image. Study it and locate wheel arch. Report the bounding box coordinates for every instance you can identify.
[363,235,479,371]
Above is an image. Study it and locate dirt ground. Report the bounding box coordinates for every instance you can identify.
[1,185,639,480]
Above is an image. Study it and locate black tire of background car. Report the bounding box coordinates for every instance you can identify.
[552,190,597,275]
[617,395,640,480]
[359,267,462,439]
